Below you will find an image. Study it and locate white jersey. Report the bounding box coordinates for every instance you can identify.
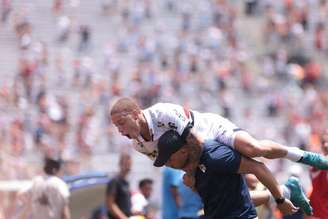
[133,103,239,160]
[27,176,70,219]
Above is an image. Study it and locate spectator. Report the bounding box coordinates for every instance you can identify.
[76,107,94,155]
[0,1,328,217]
[1,0,11,23]
[178,178,205,219]
[78,25,91,52]
[16,157,70,219]
[106,153,132,219]
[162,167,183,219]
[131,178,154,217]
[52,0,63,15]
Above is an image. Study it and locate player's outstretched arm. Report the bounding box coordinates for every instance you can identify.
[238,156,299,216]
[106,195,129,219]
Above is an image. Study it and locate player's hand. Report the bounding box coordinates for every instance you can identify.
[183,173,196,191]
[276,198,299,216]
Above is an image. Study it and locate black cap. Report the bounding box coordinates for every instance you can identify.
[153,130,185,167]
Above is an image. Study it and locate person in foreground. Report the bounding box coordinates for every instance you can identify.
[110,97,328,175]
[154,130,313,218]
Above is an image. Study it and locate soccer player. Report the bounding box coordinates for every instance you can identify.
[309,131,328,218]
[110,97,328,173]
[154,130,312,218]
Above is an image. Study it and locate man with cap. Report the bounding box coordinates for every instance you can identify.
[154,130,313,218]
[110,97,328,175]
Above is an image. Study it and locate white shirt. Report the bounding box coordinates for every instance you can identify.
[131,190,148,213]
[133,103,239,160]
[27,175,70,219]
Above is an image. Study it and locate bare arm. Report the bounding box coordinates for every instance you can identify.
[238,156,283,199]
[106,195,129,219]
[238,156,298,215]
[61,204,70,219]
[170,186,181,208]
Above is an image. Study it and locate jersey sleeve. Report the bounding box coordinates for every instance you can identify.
[165,167,183,187]
[205,140,241,174]
[154,103,191,136]
[57,180,70,200]
[213,117,241,147]
[171,169,183,187]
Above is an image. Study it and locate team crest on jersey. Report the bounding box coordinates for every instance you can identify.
[174,108,186,122]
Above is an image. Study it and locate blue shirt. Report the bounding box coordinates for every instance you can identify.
[162,167,184,219]
[178,180,204,218]
[195,140,257,219]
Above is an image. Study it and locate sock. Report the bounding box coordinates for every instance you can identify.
[269,185,291,205]
[285,147,304,162]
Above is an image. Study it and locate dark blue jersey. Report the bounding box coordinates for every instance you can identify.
[195,140,257,219]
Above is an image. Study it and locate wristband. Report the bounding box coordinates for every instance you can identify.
[275,197,285,205]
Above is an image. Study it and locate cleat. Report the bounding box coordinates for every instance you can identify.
[299,151,328,170]
[285,176,313,216]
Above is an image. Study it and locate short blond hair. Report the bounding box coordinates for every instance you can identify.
[110,97,140,115]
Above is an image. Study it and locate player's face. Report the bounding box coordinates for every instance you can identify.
[141,183,153,199]
[166,148,189,170]
[112,111,140,139]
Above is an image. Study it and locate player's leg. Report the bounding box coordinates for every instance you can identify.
[234,131,328,169]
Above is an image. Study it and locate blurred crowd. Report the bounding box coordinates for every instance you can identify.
[0,0,328,218]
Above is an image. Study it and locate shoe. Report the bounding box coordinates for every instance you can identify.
[299,151,328,170]
[285,176,313,216]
